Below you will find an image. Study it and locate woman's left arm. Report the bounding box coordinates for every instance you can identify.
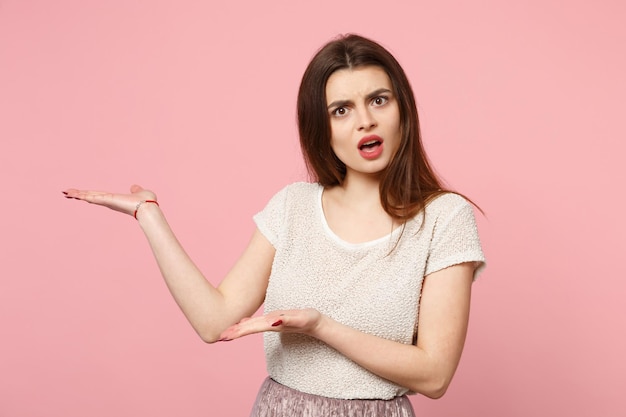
[219,262,476,399]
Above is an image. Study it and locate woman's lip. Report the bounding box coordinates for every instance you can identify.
[358,135,384,159]
[358,135,383,148]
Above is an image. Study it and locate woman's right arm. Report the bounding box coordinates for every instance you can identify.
[64,185,274,343]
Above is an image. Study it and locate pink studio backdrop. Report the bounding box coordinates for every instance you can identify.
[1,1,624,416]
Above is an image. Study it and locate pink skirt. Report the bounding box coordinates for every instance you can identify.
[249,377,416,417]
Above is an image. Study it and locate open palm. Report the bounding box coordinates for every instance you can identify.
[63,184,157,217]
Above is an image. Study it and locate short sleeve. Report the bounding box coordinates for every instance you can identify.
[424,197,486,279]
[253,186,290,247]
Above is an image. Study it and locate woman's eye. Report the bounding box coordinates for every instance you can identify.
[372,96,388,106]
[332,107,348,117]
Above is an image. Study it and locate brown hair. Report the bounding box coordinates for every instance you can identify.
[297,34,450,220]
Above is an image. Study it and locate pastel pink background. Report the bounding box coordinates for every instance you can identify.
[1,0,624,416]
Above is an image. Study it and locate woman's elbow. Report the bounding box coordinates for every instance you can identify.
[200,334,220,344]
[422,383,449,399]
[197,328,223,344]
[196,316,238,343]
[411,375,453,399]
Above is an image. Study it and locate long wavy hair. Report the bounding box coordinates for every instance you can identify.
[297,34,450,221]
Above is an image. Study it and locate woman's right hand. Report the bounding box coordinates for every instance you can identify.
[62,184,157,217]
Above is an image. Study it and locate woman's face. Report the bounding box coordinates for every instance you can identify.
[325,65,401,180]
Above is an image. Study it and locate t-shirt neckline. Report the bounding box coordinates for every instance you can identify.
[316,185,403,250]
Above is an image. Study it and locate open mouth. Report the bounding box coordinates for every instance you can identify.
[359,139,382,150]
[357,136,384,159]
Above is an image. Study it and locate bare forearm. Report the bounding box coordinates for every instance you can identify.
[312,317,459,398]
[311,265,474,398]
[218,266,474,395]
[136,203,230,341]
[63,185,270,342]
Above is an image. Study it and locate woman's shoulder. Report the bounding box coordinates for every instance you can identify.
[272,181,322,199]
[254,182,322,239]
[260,182,321,211]
[283,181,322,192]
[426,192,471,211]
[422,192,476,224]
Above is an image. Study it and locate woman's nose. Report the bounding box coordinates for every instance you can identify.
[357,108,377,131]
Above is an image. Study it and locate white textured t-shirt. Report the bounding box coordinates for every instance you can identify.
[253,182,485,400]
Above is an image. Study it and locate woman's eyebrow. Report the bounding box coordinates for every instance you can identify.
[327,88,393,109]
[327,99,350,110]
[366,88,392,100]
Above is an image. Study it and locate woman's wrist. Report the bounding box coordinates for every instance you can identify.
[134,200,162,224]
[308,313,334,341]
[134,199,159,219]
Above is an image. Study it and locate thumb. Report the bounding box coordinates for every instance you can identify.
[130,184,144,193]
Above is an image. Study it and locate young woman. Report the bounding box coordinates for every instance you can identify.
[64,34,485,416]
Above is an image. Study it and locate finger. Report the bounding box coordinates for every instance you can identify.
[219,315,281,341]
[271,313,286,327]
[130,184,157,200]
[62,188,87,199]
[62,189,80,199]
[80,191,114,204]
[63,189,109,202]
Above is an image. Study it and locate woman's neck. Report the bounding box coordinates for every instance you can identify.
[335,172,381,209]
[322,173,398,244]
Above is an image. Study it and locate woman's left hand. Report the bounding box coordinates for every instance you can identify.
[218,308,323,341]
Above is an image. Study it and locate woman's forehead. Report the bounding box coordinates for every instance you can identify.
[325,66,392,102]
